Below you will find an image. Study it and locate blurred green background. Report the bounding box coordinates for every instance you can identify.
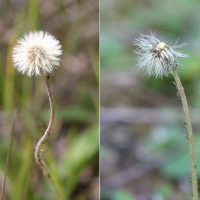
[0,0,99,200]
[100,0,200,200]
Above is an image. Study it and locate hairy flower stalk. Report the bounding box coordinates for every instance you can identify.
[12,31,62,199]
[133,33,198,200]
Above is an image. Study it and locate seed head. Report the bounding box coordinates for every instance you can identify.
[12,31,62,77]
[133,33,189,78]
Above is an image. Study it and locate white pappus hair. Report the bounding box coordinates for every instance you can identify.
[133,32,189,78]
[12,31,62,77]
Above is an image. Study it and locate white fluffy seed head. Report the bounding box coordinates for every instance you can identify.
[133,33,189,78]
[12,31,62,77]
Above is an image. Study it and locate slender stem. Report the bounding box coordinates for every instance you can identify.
[0,110,16,200]
[172,67,198,200]
[34,75,60,199]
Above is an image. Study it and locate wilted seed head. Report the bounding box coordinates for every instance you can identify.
[12,31,62,77]
[133,33,189,78]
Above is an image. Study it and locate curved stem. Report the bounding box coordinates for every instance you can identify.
[34,75,60,199]
[172,67,198,200]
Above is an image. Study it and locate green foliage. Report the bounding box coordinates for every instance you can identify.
[152,184,173,200]
[162,134,200,179]
[141,125,200,179]
[112,189,136,200]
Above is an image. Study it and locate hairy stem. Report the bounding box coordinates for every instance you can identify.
[172,67,198,200]
[34,75,60,199]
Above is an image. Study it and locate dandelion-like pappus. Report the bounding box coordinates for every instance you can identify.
[12,31,62,77]
[133,33,188,78]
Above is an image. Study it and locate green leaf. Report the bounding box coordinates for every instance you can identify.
[112,189,136,200]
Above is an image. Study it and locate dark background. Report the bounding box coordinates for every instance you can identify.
[0,0,99,200]
[100,0,200,200]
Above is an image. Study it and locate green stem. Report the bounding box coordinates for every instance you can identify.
[34,75,61,199]
[172,67,198,200]
[0,110,16,200]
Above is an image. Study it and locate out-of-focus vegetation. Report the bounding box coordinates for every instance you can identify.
[0,0,99,200]
[100,0,200,200]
